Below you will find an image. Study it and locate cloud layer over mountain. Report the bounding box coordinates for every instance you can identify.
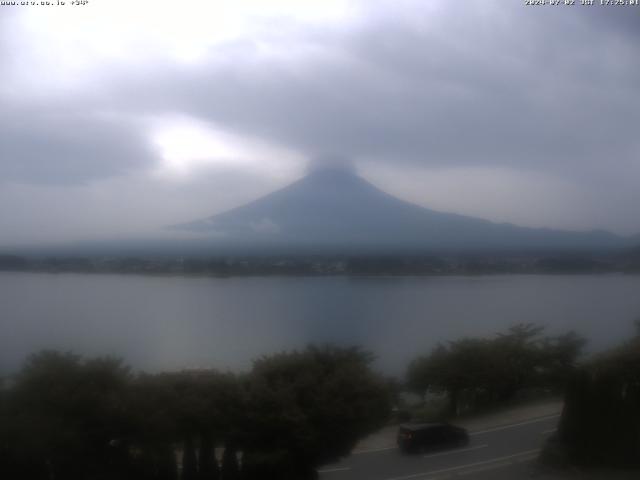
[0,1,639,246]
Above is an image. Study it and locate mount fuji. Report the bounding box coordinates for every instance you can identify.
[172,167,626,254]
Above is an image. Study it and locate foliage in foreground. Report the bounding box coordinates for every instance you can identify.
[548,324,640,467]
[406,324,586,416]
[0,346,391,480]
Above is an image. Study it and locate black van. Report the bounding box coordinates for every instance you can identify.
[397,422,469,454]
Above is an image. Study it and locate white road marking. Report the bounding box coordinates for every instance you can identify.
[470,414,560,436]
[454,460,513,477]
[541,428,557,435]
[318,467,351,473]
[352,446,397,455]
[454,451,538,477]
[422,444,488,459]
[382,449,540,480]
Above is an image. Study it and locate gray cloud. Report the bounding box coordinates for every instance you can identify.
[577,4,640,39]
[107,1,639,176]
[0,102,155,185]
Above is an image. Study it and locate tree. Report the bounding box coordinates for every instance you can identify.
[551,329,640,467]
[240,346,391,479]
[537,331,586,391]
[197,433,218,480]
[407,324,585,416]
[408,339,494,415]
[127,373,180,480]
[6,351,132,480]
[129,369,241,480]
[1,345,392,480]
[220,443,239,480]
[491,323,546,401]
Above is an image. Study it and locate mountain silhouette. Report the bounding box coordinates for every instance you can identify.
[172,167,625,253]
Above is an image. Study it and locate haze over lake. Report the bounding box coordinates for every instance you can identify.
[2,272,639,376]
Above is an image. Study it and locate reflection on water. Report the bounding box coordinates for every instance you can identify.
[1,272,639,375]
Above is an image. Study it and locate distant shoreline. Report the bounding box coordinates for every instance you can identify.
[0,252,640,278]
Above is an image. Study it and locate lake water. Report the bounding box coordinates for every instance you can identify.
[1,272,639,377]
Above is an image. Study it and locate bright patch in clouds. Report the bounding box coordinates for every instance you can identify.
[151,117,303,179]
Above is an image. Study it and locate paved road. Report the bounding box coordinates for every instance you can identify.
[318,414,560,480]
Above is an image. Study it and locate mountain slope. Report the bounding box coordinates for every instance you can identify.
[172,168,626,253]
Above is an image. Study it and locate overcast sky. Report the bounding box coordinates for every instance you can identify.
[0,0,639,247]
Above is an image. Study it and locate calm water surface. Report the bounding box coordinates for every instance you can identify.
[1,272,639,376]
